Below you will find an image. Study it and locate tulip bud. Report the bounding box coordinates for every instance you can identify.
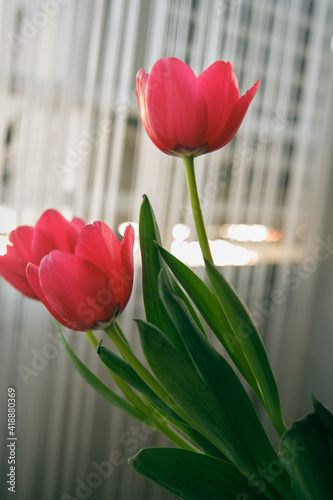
[136,57,259,158]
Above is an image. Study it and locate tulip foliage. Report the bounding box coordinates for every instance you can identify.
[0,57,332,500]
[128,197,333,500]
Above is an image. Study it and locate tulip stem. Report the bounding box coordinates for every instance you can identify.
[183,156,213,263]
[104,323,199,427]
[103,324,200,452]
[79,331,198,451]
[84,331,148,414]
[105,323,172,404]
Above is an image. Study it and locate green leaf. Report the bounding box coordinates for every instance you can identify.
[129,448,266,500]
[312,393,333,439]
[280,406,333,500]
[98,341,228,459]
[139,196,206,362]
[136,319,289,500]
[157,244,262,401]
[97,343,183,423]
[55,323,144,422]
[158,277,290,500]
[290,478,306,500]
[204,259,285,436]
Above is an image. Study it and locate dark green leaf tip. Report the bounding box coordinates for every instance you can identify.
[133,318,145,328]
[97,339,103,355]
[310,391,317,406]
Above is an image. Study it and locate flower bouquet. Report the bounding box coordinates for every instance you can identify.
[1,58,332,500]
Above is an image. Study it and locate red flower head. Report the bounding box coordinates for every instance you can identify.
[136,58,260,157]
[0,209,134,331]
[0,209,85,299]
[27,222,134,331]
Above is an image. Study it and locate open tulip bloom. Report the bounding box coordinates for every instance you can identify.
[27,221,134,331]
[1,58,333,500]
[137,58,260,264]
[0,209,134,331]
[136,58,259,158]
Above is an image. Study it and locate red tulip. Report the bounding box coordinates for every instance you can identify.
[136,58,260,157]
[0,209,85,299]
[26,222,134,331]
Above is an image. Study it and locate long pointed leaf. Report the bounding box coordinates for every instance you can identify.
[312,393,333,438]
[157,244,262,400]
[97,342,226,459]
[136,319,287,500]
[129,448,267,500]
[97,343,183,423]
[205,259,285,436]
[280,408,333,499]
[158,277,290,500]
[56,324,144,422]
[139,196,206,358]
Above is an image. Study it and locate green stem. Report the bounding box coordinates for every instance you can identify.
[113,321,132,349]
[84,330,101,350]
[84,331,147,414]
[86,331,198,451]
[105,324,201,432]
[183,156,213,263]
[105,323,171,404]
[106,322,217,452]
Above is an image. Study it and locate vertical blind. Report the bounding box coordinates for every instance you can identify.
[1,1,333,499]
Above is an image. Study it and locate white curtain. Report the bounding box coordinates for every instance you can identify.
[1,1,333,498]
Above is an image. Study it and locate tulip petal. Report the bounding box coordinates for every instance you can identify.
[71,216,86,232]
[198,61,239,147]
[206,80,260,153]
[32,209,83,263]
[146,58,208,155]
[26,262,74,327]
[37,251,118,331]
[0,255,37,299]
[136,69,170,154]
[8,226,36,263]
[75,222,127,305]
[0,226,38,298]
[120,225,135,307]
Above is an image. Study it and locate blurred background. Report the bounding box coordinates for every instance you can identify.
[0,0,333,499]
